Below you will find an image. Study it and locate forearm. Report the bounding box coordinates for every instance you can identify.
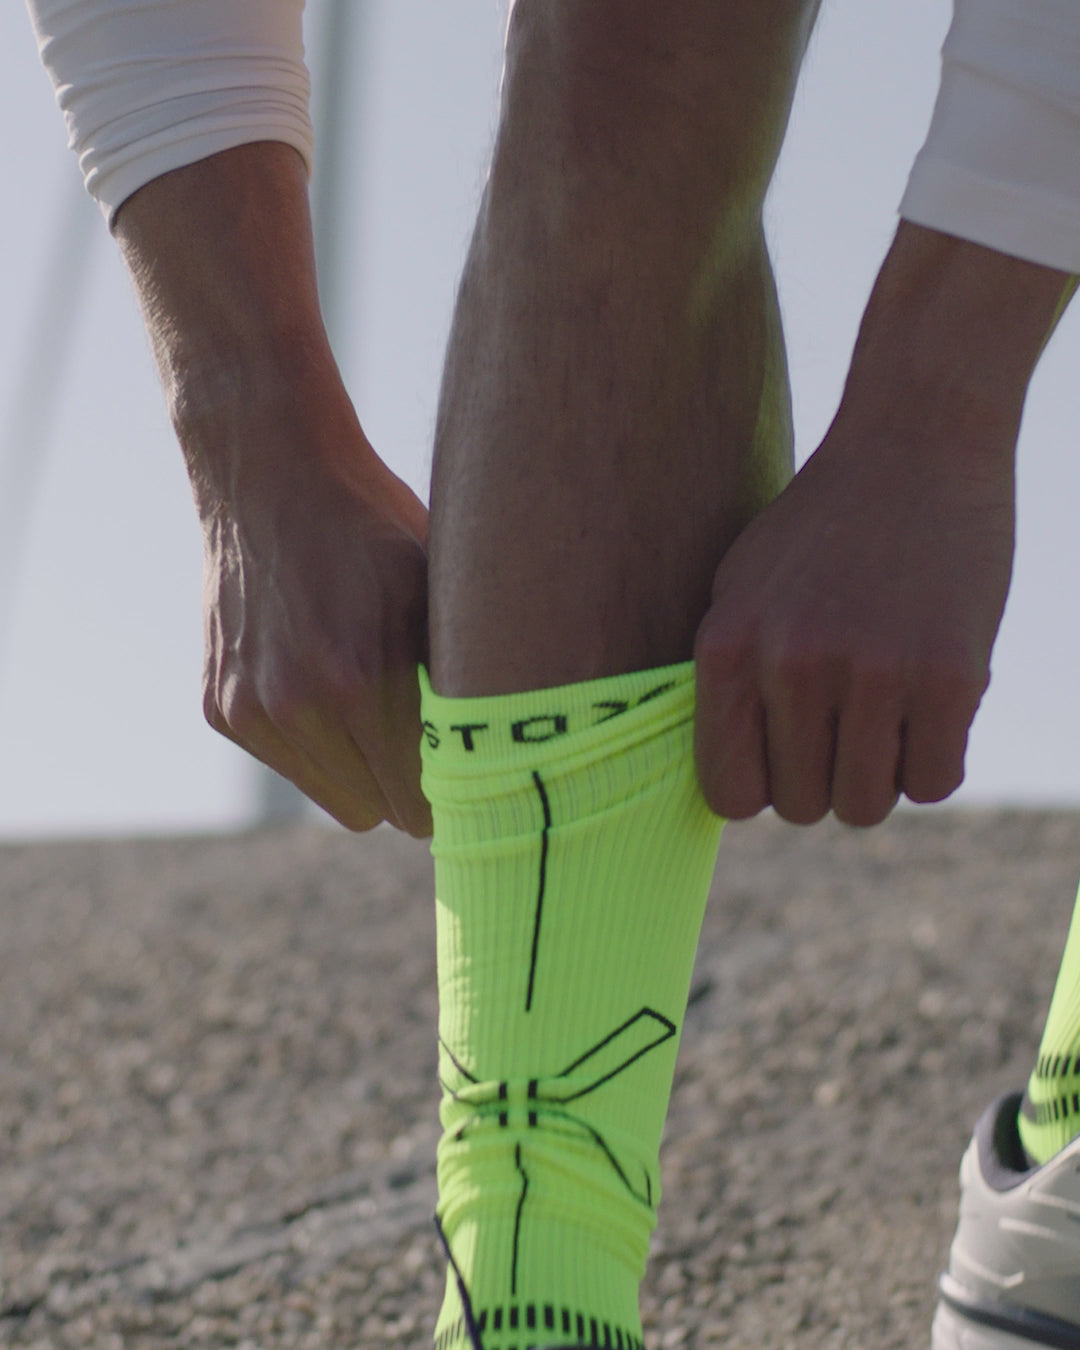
[112,144,385,511]
[838,220,1074,457]
[115,142,327,410]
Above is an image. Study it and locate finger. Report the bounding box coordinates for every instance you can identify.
[343,669,432,839]
[899,676,981,805]
[269,631,429,837]
[830,677,903,827]
[207,694,389,832]
[761,670,836,825]
[694,633,770,819]
[252,669,430,836]
[211,650,430,834]
[761,707,837,820]
[277,702,414,831]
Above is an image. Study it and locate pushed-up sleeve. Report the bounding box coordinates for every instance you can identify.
[26,0,313,224]
[901,0,1080,273]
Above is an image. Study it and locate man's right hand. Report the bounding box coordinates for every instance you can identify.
[695,222,1073,829]
[114,143,432,835]
[694,401,1012,827]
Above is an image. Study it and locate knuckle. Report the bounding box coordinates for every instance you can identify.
[303,638,375,711]
[846,656,904,703]
[317,654,367,710]
[259,683,305,733]
[761,636,834,702]
[257,663,327,733]
[217,680,266,742]
[768,644,815,685]
[936,667,987,718]
[694,623,755,688]
[918,650,989,713]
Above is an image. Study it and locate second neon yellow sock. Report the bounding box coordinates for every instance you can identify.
[1019,881,1080,1165]
[420,662,724,1350]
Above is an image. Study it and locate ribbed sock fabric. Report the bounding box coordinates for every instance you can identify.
[1019,881,1080,1165]
[419,661,724,1350]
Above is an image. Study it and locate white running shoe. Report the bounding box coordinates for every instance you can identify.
[933,1092,1080,1350]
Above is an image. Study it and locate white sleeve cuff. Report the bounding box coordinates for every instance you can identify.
[26,0,313,225]
[900,0,1080,274]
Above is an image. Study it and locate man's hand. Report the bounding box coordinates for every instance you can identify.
[196,396,431,836]
[694,415,1012,826]
[115,143,432,835]
[695,222,1072,827]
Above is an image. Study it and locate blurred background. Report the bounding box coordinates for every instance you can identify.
[2,0,1078,840]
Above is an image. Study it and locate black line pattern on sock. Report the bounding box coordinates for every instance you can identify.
[1033,1052,1080,1081]
[525,771,551,1013]
[440,1037,480,1084]
[440,1006,675,1210]
[433,1303,644,1350]
[511,1144,528,1296]
[434,1213,485,1350]
[567,1115,650,1204]
[635,681,675,705]
[592,700,630,724]
[1025,1055,1080,1131]
[1028,1091,1080,1127]
[555,1008,676,1101]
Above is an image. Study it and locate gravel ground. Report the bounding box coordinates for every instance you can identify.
[1,809,1078,1349]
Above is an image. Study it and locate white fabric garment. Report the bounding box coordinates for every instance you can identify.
[25,0,313,223]
[24,0,1080,270]
[902,0,1080,273]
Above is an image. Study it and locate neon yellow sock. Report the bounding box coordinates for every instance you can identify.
[419,661,723,1350]
[1019,881,1080,1165]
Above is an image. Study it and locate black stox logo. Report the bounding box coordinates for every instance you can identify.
[422,682,674,753]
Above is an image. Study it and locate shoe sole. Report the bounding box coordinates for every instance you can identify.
[934,1300,1042,1350]
[934,1293,1080,1350]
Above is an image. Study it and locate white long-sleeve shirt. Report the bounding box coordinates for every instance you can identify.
[24,0,1080,273]
[902,0,1080,273]
[25,0,312,223]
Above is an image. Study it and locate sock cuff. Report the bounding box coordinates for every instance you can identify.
[418,661,695,780]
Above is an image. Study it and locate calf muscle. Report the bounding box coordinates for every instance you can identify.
[429,1,819,696]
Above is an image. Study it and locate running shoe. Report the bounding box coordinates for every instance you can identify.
[933,1091,1080,1349]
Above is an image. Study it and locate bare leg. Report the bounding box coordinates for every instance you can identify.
[429,0,821,695]
[423,13,824,1340]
